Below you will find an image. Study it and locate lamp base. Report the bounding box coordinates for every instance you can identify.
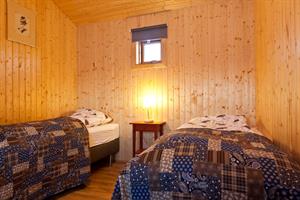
[144,119,154,123]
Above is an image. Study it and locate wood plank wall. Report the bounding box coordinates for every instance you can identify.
[0,0,77,124]
[256,0,300,162]
[78,0,255,161]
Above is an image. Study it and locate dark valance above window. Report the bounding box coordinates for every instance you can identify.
[131,24,168,42]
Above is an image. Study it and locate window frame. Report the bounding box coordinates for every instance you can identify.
[140,39,162,64]
[132,39,166,69]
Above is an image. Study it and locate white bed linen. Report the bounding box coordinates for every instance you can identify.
[71,108,112,128]
[177,115,263,135]
[87,123,119,147]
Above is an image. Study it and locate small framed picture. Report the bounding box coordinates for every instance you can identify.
[7,0,36,47]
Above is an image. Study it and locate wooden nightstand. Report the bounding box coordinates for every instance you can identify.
[130,121,166,157]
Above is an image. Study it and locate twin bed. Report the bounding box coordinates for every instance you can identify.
[112,115,300,199]
[0,117,91,199]
[0,108,120,199]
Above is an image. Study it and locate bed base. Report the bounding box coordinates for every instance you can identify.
[89,138,120,165]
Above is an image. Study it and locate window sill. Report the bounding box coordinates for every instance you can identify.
[132,63,166,70]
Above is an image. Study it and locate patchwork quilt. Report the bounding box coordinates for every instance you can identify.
[112,128,300,199]
[0,117,90,200]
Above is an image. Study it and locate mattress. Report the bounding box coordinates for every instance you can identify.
[87,123,119,147]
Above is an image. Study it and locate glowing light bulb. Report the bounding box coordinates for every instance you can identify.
[143,95,155,109]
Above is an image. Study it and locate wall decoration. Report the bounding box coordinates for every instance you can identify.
[7,0,36,47]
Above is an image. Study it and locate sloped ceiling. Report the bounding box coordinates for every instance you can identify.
[53,0,205,24]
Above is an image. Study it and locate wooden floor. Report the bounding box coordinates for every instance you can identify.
[53,159,125,200]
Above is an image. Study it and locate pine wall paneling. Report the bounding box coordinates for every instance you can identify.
[78,0,256,161]
[256,0,300,162]
[0,0,77,124]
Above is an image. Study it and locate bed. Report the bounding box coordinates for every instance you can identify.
[0,117,90,200]
[112,115,300,199]
[88,123,120,164]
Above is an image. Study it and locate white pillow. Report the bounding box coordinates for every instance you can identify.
[71,108,112,127]
[190,114,247,125]
[178,114,253,133]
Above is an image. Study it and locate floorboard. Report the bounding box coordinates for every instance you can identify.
[53,159,125,200]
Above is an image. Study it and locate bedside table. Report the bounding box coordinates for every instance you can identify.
[130,121,166,157]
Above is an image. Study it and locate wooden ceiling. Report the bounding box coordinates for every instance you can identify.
[53,0,203,24]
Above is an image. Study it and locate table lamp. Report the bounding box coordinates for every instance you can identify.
[143,95,155,123]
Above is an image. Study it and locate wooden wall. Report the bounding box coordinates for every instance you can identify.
[78,0,255,160]
[0,0,77,124]
[256,0,300,161]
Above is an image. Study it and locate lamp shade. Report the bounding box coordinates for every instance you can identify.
[143,95,155,109]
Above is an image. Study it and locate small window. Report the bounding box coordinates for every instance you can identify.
[136,40,161,64]
[131,24,167,68]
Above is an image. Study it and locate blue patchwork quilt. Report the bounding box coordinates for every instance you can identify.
[0,117,90,200]
[112,128,300,199]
